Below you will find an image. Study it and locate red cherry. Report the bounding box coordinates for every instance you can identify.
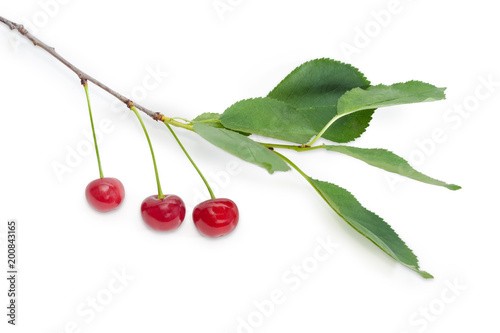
[141,195,186,231]
[193,198,239,238]
[85,177,125,212]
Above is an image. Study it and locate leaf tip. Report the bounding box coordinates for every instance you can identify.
[418,270,434,279]
[447,184,462,191]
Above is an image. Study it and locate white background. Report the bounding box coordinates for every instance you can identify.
[0,0,499,332]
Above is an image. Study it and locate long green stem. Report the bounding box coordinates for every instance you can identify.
[260,142,324,152]
[272,151,336,209]
[83,82,104,179]
[131,106,164,199]
[307,114,344,146]
[164,123,215,199]
[162,117,194,131]
[272,151,320,192]
[273,151,307,179]
[171,117,192,123]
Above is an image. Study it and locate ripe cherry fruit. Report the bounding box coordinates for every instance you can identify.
[193,198,239,238]
[129,105,186,232]
[163,124,239,237]
[86,177,125,212]
[141,195,186,231]
[82,81,124,213]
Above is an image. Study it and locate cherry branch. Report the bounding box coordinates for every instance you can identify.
[0,16,308,148]
[0,15,182,125]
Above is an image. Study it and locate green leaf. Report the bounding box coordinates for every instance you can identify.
[267,58,372,143]
[193,123,290,174]
[306,108,374,143]
[323,145,461,190]
[309,178,433,278]
[193,112,221,122]
[219,98,317,144]
[268,58,370,110]
[192,112,251,136]
[192,112,224,128]
[337,81,446,116]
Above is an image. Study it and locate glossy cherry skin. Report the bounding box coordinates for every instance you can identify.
[193,198,239,238]
[85,177,125,212]
[141,195,186,231]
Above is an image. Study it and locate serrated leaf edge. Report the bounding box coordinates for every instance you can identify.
[220,97,317,144]
[322,145,461,190]
[337,80,447,115]
[309,177,433,278]
[268,58,371,97]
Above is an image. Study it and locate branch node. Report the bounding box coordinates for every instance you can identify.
[154,112,165,121]
[0,16,169,125]
[18,26,28,35]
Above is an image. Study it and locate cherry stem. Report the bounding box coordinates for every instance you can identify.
[82,80,104,179]
[164,123,215,200]
[131,106,164,199]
